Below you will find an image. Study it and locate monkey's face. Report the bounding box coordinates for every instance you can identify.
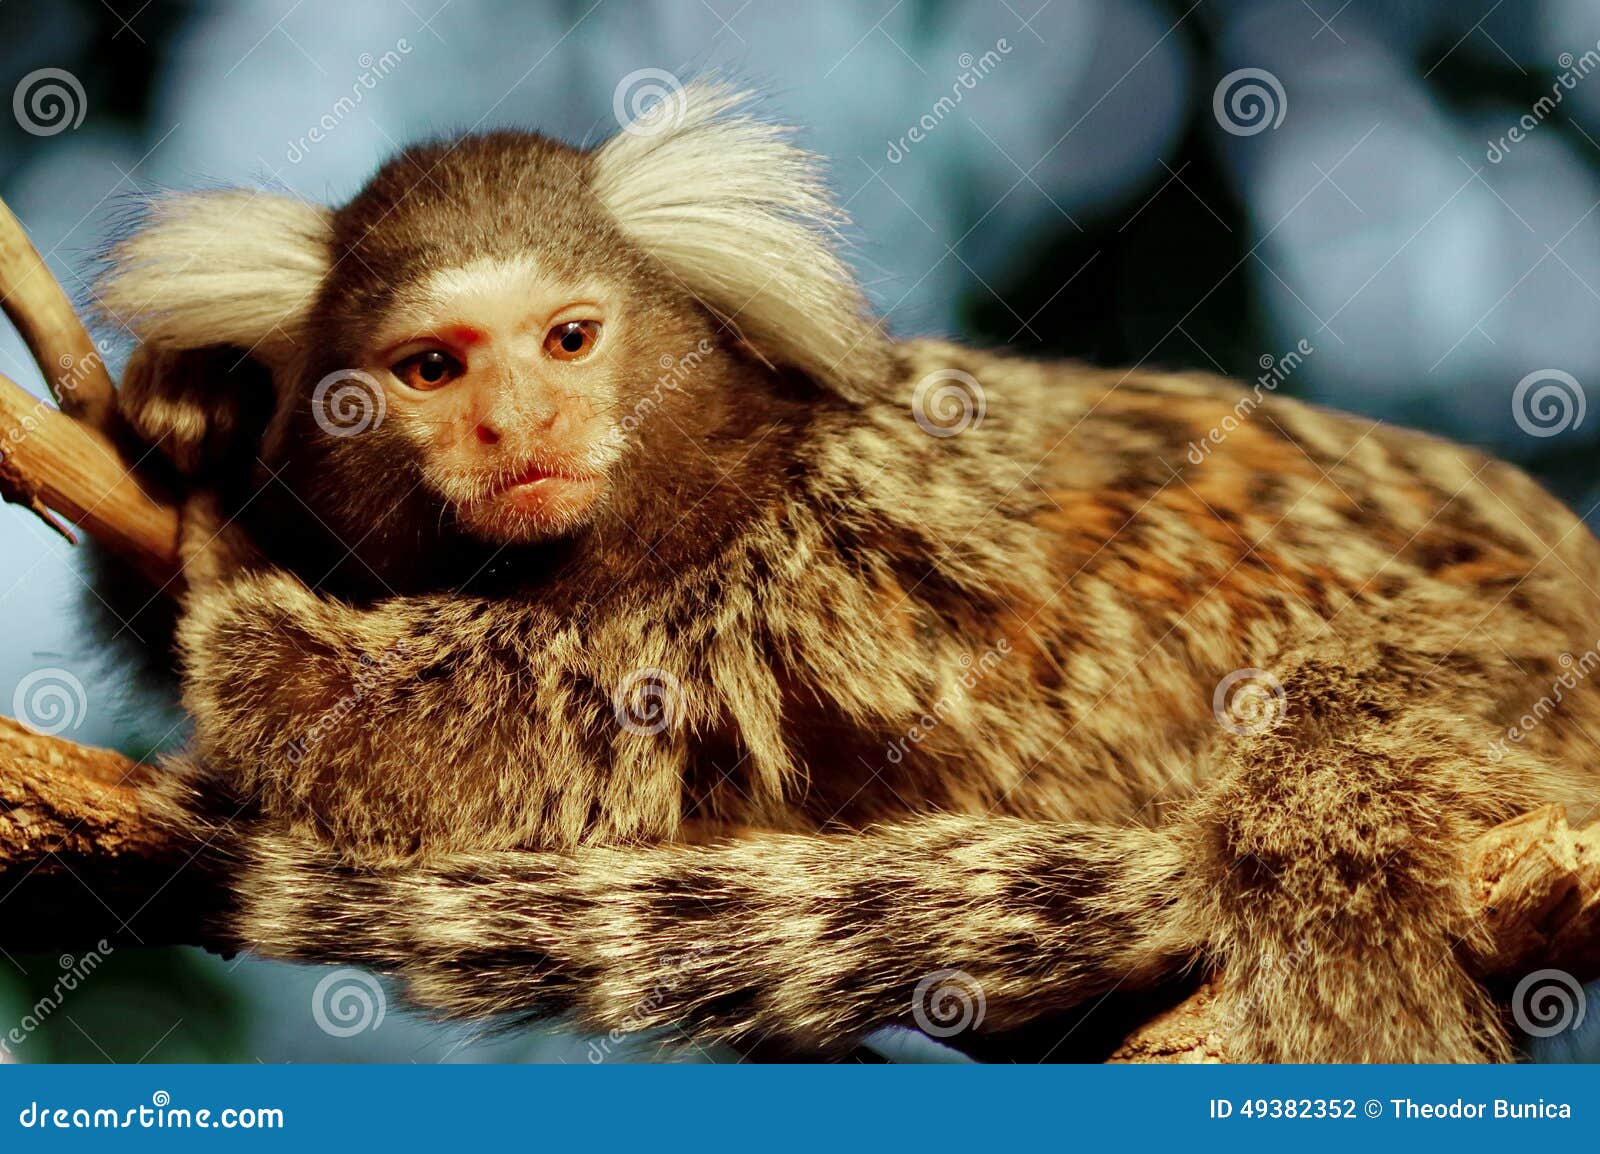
[360,256,627,545]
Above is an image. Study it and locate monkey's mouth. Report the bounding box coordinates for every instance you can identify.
[457,460,604,540]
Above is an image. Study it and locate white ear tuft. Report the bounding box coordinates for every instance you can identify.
[591,82,888,401]
[97,189,332,365]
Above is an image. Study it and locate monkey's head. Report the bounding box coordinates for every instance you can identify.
[298,130,673,552]
[99,84,889,590]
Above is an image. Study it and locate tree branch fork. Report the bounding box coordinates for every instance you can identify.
[0,196,1594,1061]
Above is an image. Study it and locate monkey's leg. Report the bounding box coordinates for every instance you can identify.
[1184,645,1542,1063]
[230,814,1199,1053]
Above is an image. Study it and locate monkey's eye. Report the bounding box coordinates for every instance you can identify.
[544,320,601,362]
[392,349,465,391]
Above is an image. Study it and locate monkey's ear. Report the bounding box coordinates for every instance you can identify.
[117,344,275,485]
[96,190,330,483]
[591,83,890,402]
[96,189,332,368]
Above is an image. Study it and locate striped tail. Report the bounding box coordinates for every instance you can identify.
[230,815,1196,1053]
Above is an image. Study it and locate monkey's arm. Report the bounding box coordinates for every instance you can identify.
[174,560,602,854]
[231,815,1195,1052]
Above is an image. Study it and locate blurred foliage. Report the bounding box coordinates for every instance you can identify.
[0,949,247,1063]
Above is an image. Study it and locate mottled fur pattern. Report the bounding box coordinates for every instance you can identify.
[102,85,1600,1062]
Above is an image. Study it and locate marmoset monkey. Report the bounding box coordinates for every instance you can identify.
[96,83,1600,1062]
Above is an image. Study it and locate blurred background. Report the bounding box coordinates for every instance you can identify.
[1,0,1598,1063]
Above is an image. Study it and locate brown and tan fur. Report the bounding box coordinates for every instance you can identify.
[98,84,1600,1062]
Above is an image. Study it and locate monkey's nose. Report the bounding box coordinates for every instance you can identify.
[527,402,559,432]
[475,423,501,446]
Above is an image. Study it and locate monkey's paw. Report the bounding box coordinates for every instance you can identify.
[177,492,259,591]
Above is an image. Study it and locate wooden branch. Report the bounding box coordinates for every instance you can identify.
[0,718,227,952]
[0,370,179,582]
[0,717,1594,1054]
[0,199,118,433]
[1109,806,1600,1062]
[1465,805,1600,979]
[0,188,204,946]
[0,195,179,582]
